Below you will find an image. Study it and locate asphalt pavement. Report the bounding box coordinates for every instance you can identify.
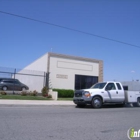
[0,105,139,140]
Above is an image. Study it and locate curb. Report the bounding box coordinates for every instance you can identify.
[0,100,75,106]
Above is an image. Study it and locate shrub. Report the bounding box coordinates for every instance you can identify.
[30,90,38,96]
[41,86,48,97]
[21,91,27,96]
[53,89,74,98]
[0,91,7,95]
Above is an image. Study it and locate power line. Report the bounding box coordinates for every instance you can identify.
[0,10,140,49]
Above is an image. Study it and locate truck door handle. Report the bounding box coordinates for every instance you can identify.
[116,91,118,94]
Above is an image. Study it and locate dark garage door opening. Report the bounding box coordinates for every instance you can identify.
[75,75,98,90]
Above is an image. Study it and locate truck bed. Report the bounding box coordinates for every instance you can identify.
[124,91,140,103]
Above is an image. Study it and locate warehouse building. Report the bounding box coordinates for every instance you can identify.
[17,52,103,92]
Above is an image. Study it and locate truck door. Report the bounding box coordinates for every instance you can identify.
[115,83,125,102]
[104,83,118,102]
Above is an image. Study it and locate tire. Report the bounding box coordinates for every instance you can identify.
[92,96,102,108]
[136,97,140,107]
[2,86,8,91]
[133,98,140,107]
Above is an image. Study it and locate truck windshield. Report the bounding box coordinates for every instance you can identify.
[90,82,107,89]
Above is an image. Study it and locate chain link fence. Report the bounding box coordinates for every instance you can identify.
[0,66,48,94]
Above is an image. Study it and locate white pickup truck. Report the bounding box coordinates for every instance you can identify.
[73,81,140,108]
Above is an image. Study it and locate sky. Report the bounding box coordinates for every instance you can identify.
[0,0,140,81]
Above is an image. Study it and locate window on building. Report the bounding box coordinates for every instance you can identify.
[75,75,98,90]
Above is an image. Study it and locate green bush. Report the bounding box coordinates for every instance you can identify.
[53,89,74,98]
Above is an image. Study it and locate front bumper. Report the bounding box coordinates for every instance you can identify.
[73,97,92,105]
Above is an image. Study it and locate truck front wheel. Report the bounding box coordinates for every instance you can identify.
[92,96,102,108]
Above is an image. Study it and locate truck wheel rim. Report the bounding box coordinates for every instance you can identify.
[94,99,101,107]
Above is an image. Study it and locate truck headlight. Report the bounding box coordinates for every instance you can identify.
[82,91,91,97]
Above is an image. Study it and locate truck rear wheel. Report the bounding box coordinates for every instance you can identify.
[137,97,140,107]
[133,97,140,107]
[92,96,102,108]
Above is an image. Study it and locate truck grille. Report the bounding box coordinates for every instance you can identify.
[74,91,83,97]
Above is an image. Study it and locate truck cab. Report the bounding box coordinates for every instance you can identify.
[73,81,125,108]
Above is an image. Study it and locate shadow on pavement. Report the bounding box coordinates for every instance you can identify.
[75,103,140,109]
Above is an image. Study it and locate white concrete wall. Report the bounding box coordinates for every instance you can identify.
[15,74,45,92]
[49,57,99,90]
[24,53,48,71]
[15,53,48,92]
[48,90,58,100]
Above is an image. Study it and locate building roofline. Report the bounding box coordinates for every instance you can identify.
[48,52,102,63]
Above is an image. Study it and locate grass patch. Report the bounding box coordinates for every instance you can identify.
[0,95,52,100]
[0,94,73,101]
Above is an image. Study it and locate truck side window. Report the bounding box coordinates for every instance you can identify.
[105,83,116,90]
[123,86,128,91]
[116,83,122,90]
